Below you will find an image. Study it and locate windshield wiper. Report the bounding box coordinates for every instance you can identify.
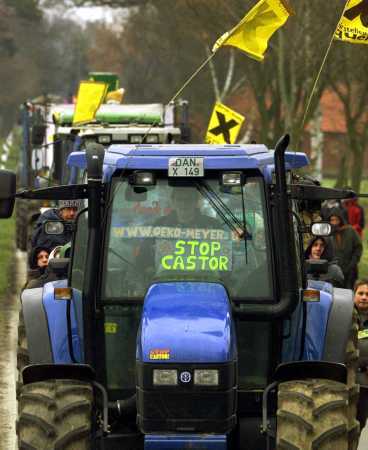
[196,181,250,240]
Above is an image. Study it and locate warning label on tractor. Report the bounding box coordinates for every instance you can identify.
[205,102,245,145]
[149,349,171,360]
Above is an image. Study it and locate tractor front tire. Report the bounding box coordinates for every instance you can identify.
[17,379,93,450]
[277,378,350,450]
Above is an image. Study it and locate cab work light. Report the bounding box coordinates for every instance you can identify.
[222,172,242,186]
[97,135,112,144]
[129,134,143,144]
[145,134,159,144]
[153,369,178,386]
[194,369,219,386]
[129,171,155,186]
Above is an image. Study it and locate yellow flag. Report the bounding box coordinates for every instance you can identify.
[213,0,293,61]
[335,0,368,44]
[206,102,245,145]
[73,81,108,125]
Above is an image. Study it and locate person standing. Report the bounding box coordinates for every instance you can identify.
[353,280,368,431]
[343,195,365,238]
[304,236,344,287]
[31,199,81,250]
[328,208,363,289]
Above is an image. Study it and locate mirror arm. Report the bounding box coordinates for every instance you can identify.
[15,184,88,201]
[290,184,355,201]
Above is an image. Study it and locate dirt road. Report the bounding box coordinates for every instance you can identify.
[0,251,25,450]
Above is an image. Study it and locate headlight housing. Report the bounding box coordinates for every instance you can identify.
[129,134,143,144]
[153,369,178,386]
[145,134,159,144]
[97,135,111,144]
[194,369,219,386]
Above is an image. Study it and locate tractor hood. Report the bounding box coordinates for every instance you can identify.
[137,282,236,364]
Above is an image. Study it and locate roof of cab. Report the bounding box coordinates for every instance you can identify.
[67,143,309,181]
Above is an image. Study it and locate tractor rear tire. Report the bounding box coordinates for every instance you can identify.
[17,379,93,450]
[16,310,29,400]
[277,378,349,450]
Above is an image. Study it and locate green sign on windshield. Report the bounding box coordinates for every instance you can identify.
[159,239,231,272]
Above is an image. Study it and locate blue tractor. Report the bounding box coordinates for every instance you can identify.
[0,135,360,449]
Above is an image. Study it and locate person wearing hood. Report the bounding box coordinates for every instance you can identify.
[328,208,363,289]
[31,199,81,250]
[304,236,344,287]
[23,246,50,289]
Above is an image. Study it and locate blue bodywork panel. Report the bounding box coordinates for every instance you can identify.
[67,144,309,182]
[282,288,334,362]
[137,282,235,364]
[144,434,227,449]
[42,280,83,363]
[303,289,333,360]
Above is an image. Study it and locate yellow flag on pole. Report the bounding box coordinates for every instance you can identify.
[213,0,293,61]
[335,0,368,44]
[73,81,108,126]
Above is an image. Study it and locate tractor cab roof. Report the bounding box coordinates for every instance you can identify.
[67,143,309,183]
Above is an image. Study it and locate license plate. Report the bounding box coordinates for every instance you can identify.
[168,157,204,177]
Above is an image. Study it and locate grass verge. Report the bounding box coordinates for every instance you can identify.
[0,217,15,296]
[0,132,18,295]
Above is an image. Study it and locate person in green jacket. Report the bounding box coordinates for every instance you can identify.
[328,208,363,289]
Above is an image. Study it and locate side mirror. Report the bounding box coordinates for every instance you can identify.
[0,169,16,218]
[32,124,47,146]
[44,221,65,235]
[311,222,331,237]
[306,259,329,276]
[48,258,70,277]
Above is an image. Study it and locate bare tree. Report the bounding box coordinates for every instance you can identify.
[327,43,368,192]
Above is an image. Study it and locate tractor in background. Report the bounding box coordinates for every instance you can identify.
[15,72,190,252]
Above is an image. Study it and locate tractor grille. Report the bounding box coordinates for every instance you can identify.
[136,362,237,433]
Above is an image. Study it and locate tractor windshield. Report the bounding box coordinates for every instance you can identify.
[103,174,273,301]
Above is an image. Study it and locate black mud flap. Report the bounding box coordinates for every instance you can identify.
[22,363,95,385]
[274,361,347,384]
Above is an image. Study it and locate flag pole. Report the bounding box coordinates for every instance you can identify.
[300,1,349,133]
[168,51,219,104]
[139,50,219,142]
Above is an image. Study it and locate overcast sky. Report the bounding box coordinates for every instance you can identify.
[45,5,115,24]
[70,6,114,22]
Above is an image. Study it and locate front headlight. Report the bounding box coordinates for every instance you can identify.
[153,369,178,386]
[194,369,219,386]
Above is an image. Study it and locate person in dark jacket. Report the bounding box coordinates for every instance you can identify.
[23,246,50,289]
[31,199,80,250]
[304,236,344,287]
[24,245,69,289]
[321,199,348,223]
[328,208,363,289]
[353,279,368,430]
